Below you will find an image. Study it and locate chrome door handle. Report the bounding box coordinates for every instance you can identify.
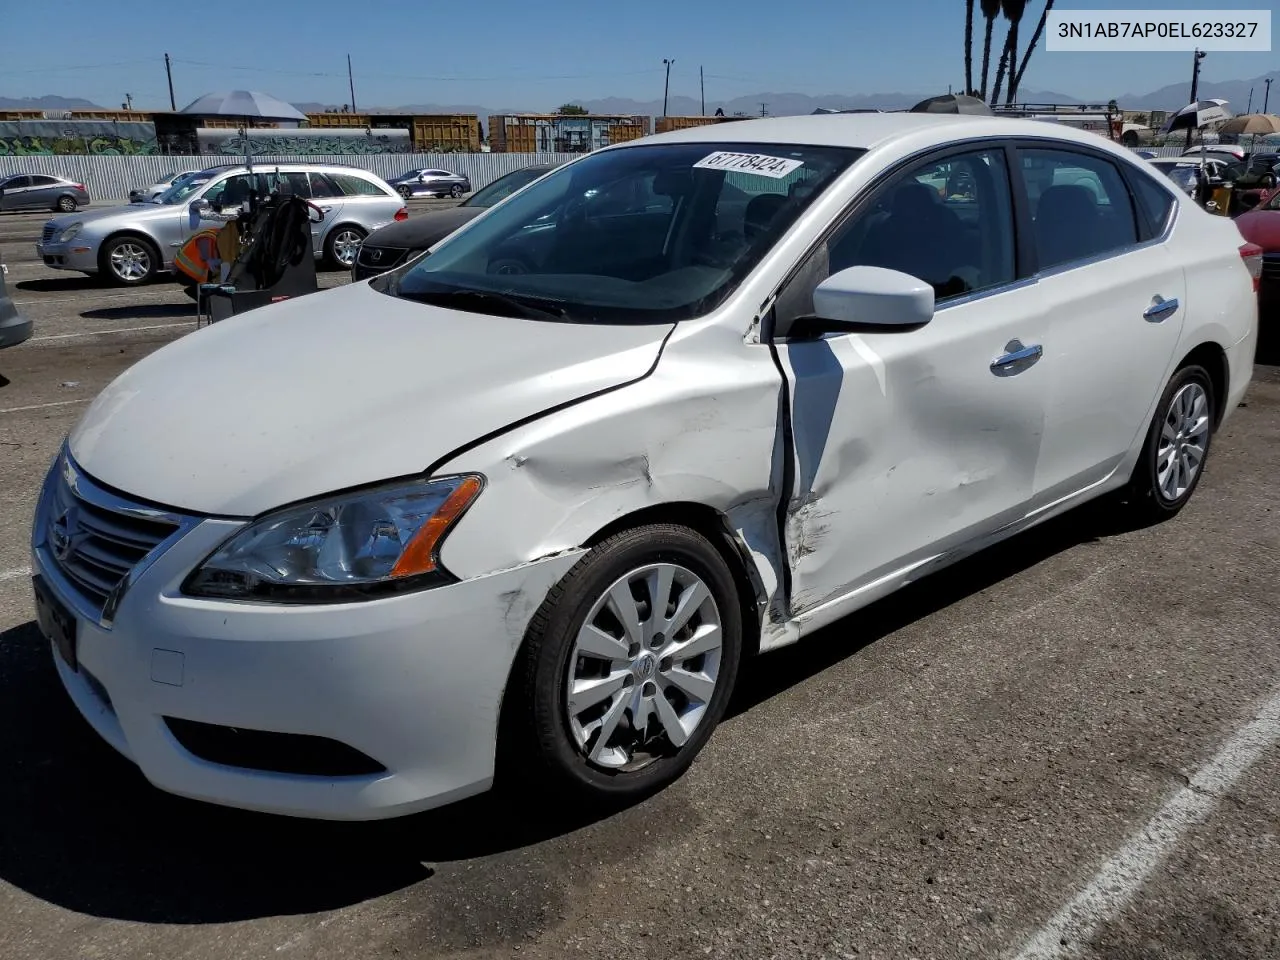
[319,206,333,213]
[1143,296,1179,322]
[991,339,1043,376]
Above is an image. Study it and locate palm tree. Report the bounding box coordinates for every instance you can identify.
[990,0,1027,106]
[964,0,976,97]
[1009,0,1055,103]
[978,0,1002,98]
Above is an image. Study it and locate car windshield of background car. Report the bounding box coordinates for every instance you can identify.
[380,141,864,324]
[156,176,211,204]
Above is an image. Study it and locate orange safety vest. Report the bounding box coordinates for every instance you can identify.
[174,228,220,282]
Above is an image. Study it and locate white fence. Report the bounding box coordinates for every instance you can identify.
[4,153,582,201]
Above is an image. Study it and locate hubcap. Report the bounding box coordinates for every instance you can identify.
[1156,382,1209,502]
[332,231,362,266]
[565,562,723,771]
[110,242,150,281]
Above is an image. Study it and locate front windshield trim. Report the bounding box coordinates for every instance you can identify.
[379,140,865,325]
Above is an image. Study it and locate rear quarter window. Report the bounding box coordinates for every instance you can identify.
[1128,169,1177,241]
[330,173,389,197]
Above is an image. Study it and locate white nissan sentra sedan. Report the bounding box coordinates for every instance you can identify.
[30,114,1258,819]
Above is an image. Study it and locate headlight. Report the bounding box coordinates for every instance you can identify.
[183,474,483,602]
[57,223,83,243]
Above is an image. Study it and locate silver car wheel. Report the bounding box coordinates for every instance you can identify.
[330,229,363,267]
[109,242,152,282]
[1156,382,1210,502]
[57,195,77,212]
[565,562,723,772]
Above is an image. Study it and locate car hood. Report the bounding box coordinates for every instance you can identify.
[46,202,173,232]
[364,207,483,250]
[68,280,672,516]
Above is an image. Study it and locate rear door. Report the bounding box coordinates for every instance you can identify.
[1016,145,1187,504]
[28,176,62,209]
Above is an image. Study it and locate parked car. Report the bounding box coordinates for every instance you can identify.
[29,114,1257,820]
[1232,188,1280,309]
[388,167,471,200]
[353,163,560,280]
[1147,157,1230,196]
[0,262,33,348]
[1182,144,1246,163]
[35,163,406,285]
[0,174,90,213]
[129,170,202,204]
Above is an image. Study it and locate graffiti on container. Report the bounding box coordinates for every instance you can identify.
[0,134,159,156]
[212,134,413,156]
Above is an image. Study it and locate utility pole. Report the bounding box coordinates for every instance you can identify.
[123,93,133,111]
[1265,78,1273,114]
[347,54,358,114]
[663,59,674,116]
[1247,87,1254,114]
[760,101,768,116]
[1185,48,1205,149]
[164,53,176,111]
[700,65,705,116]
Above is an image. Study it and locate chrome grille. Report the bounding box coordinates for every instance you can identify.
[42,222,58,244]
[43,458,180,615]
[357,244,409,269]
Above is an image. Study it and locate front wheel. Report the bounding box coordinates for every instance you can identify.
[100,235,158,286]
[503,524,743,805]
[397,185,412,200]
[325,226,366,270]
[1118,364,1216,522]
[450,184,464,198]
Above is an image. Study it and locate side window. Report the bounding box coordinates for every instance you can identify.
[1129,170,1176,241]
[3,176,31,189]
[268,172,311,197]
[31,175,60,186]
[201,174,264,207]
[331,173,386,196]
[308,172,343,199]
[1018,148,1139,270]
[820,148,1015,304]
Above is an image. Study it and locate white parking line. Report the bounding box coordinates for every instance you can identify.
[29,321,192,342]
[14,292,148,306]
[1008,682,1280,959]
[0,567,31,583]
[0,398,90,414]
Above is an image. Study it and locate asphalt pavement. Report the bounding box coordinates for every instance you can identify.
[0,204,1277,960]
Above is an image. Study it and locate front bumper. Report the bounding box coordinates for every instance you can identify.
[29,456,583,820]
[35,239,99,273]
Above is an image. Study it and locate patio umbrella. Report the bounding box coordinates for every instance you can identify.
[178,90,308,169]
[909,94,993,115]
[1162,98,1231,133]
[1218,113,1280,137]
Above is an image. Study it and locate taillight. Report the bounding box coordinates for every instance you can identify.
[1240,242,1263,293]
[394,207,408,222]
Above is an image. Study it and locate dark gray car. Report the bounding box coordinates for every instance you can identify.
[387,167,472,200]
[0,174,91,213]
[0,264,33,348]
[353,164,558,280]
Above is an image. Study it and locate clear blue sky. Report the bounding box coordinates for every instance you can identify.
[2,0,1277,110]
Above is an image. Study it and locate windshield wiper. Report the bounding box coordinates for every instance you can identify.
[397,288,570,322]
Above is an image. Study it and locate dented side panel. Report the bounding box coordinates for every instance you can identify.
[433,318,799,651]
[775,292,1050,626]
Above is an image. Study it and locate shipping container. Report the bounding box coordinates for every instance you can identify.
[655,116,747,134]
[411,115,481,153]
[306,113,374,128]
[606,124,647,145]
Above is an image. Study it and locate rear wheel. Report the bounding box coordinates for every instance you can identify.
[502,524,743,805]
[56,195,78,213]
[1117,364,1216,522]
[325,226,365,270]
[100,235,158,286]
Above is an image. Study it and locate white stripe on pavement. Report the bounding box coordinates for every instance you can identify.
[30,321,193,342]
[14,292,156,306]
[1008,682,1280,960]
[0,398,90,414]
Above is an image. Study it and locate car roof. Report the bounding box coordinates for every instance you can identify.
[619,112,1133,153]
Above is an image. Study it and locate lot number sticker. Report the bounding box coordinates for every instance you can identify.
[693,151,804,179]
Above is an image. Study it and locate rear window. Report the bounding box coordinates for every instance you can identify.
[330,174,388,197]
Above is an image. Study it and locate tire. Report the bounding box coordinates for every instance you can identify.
[99,235,159,286]
[324,225,366,270]
[56,195,78,213]
[450,184,464,198]
[1118,364,1216,523]
[502,524,744,806]
[397,185,412,200]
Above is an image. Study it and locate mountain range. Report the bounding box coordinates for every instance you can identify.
[6,69,1280,120]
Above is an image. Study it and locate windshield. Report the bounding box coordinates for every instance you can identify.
[155,174,215,204]
[381,142,863,324]
[465,167,551,209]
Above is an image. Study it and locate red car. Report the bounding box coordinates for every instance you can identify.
[1234,186,1280,311]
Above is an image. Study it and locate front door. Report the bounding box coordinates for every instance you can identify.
[0,176,32,211]
[1014,146,1188,503]
[769,145,1050,619]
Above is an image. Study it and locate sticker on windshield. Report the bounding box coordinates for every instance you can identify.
[693,151,804,179]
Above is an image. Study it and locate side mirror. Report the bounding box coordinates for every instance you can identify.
[787,266,935,340]
[190,197,211,213]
